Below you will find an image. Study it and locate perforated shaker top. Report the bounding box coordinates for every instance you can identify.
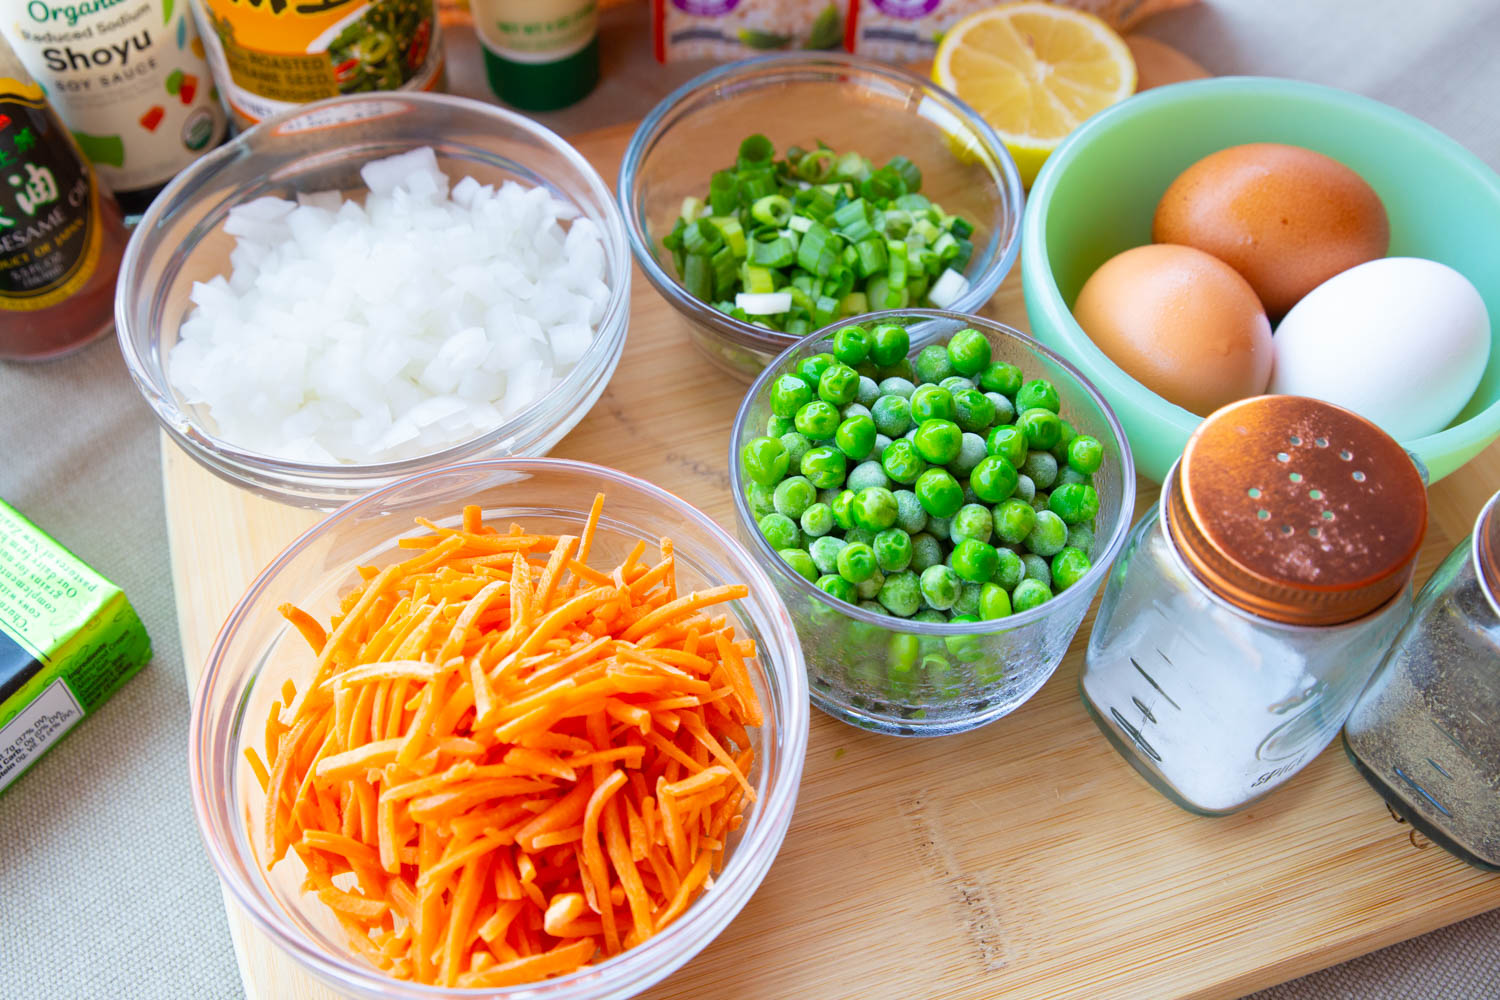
[1167,395,1427,626]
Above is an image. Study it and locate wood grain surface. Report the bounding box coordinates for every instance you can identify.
[164,121,1500,1000]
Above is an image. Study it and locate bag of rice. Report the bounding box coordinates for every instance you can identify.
[847,0,1196,62]
[653,0,852,61]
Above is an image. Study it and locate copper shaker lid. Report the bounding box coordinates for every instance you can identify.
[1167,395,1427,626]
[1474,490,1500,617]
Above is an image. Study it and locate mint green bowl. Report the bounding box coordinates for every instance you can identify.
[1022,76,1500,483]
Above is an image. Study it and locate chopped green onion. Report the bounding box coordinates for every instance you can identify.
[737,290,792,315]
[796,221,838,277]
[738,133,775,168]
[796,148,836,182]
[854,237,887,278]
[750,234,796,268]
[742,264,777,294]
[752,194,793,227]
[680,196,703,222]
[886,155,922,192]
[709,216,747,257]
[682,219,723,257]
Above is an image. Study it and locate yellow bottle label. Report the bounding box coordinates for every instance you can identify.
[191,0,443,126]
[0,77,102,312]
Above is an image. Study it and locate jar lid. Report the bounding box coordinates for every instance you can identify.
[1473,490,1500,618]
[1167,395,1427,626]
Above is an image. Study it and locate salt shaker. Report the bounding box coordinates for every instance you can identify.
[1344,490,1500,870]
[1082,396,1427,814]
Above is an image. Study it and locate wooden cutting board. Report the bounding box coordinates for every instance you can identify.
[164,120,1500,1000]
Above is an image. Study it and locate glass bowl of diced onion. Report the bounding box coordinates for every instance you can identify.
[619,53,1024,383]
[117,92,631,509]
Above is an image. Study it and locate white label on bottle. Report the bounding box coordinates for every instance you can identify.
[476,0,596,65]
[1,0,227,194]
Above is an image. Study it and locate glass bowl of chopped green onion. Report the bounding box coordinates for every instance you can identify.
[730,310,1136,736]
[620,54,1024,383]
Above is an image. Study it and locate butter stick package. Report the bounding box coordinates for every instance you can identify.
[0,499,151,795]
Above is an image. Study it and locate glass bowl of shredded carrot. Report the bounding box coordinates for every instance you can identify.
[189,458,809,997]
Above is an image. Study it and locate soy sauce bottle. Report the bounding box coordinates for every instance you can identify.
[0,40,128,361]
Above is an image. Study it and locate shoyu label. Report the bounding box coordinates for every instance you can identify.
[0,0,228,195]
[0,76,103,311]
[190,0,443,127]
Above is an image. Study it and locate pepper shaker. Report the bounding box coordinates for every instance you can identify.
[1344,489,1500,870]
[1081,396,1427,814]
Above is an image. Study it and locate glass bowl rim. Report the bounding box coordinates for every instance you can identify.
[618,52,1026,356]
[188,456,811,998]
[729,307,1138,636]
[116,91,633,482]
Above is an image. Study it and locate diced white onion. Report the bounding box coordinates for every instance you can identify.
[928,268,970,309]
[168,147,609,465]
[736,292,793,315]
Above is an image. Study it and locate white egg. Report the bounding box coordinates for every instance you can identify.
[1270,257,1491,440]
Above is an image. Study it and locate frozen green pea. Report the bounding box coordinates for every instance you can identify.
[993,547,1024,589]
[877,376,916,399]
[1021,553,1051,589]
[767,414,795,437]
[1068,435,1104,475]
[909,384,955,423]
[873,528,913,572]
[946,327,992,375]
[1022,450,1058,489]
[856,375,881,407]
[912,609,946,624]
[953,582,983,617]
[872,394,911,438]
[779,431,813,469]
[952,389,996,434]
[1049,483,1099,525]
[919,564,961,610]
[1052,547,1092,591]
[869,322,910,367]
[759,513,799,550]
[800,502,834,537]
[1012,578,1051,612]
[926,515,951,541]
[838,542,877,583]
[810,535,846,574]
[939,375,976,394]
[950,538,999,583]
[986,424,1027,468]
[741,436,789,486]
[770,373,814,417]
[913,419,963,465]
[1026,510,1068,557]
[950,503,993,546]
[879,358,916,382]
[969,455,1019,504]
[1031,491,1050,514]
[817,487,840,507]
[831,490,856,530]
[986,392,1016,426]
[1016,379,1060,414]
[856,568,885,600]
[914,343,955,383]
[887,630,920,668]
[795,400,841,439]
[914,467,964,518]
[978,360,1023,396]
[949,432,988,476]
[819,363,861,406]
[857,599,885,615]
[1056,466,1089,487]
[853,486,899,531]
[993,498,1036,546]
[979,582,1012,619]
[832,324,871,365]
[1017,407,1062,450]
[746,481,774,519]
[842,402,872,423]
[800,446,848,489]
[1013,473,1036,503]
[817,574,858,604]
[910,532,943,572]
[1066,523,1095,556]
[773,476,816,518]
[881,439,927,485]
[872,432,893,455]
[894,489,928,534]
[847,459,889,492]
[780,548,818,582]
[1050,418,1077,461]
[878,571,922,617]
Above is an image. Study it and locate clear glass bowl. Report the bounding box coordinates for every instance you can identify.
[619,54,1024,384]
[189,459,810,1000]
[728,310,1135,736]
[117,93,631,510]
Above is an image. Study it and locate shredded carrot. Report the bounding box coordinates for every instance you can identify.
[260,495,763,987]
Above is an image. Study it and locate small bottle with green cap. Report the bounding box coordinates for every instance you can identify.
[474,0,600,111]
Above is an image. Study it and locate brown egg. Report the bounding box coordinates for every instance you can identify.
[1152,143,1389,317]
[1073,244,1273,416]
